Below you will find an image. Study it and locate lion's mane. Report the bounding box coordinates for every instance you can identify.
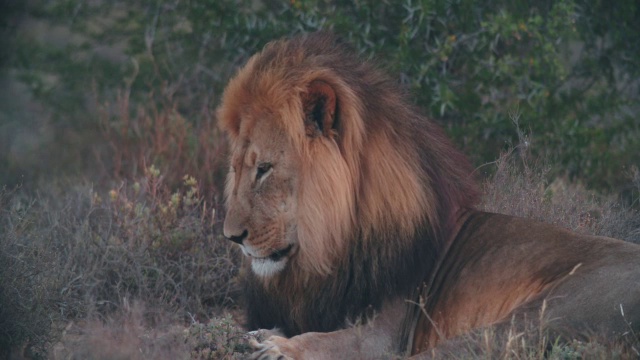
[218,32,478,339]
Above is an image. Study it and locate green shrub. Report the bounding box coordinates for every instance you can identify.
[5,0,639,197]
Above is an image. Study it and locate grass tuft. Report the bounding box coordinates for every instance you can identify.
[481,150,640,243]
[0,167,240,358]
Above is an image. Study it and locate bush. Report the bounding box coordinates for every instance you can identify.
[4,0,639,196]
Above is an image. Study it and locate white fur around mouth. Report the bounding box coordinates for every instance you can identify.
[244,244,294,277]
[251,257,288,277]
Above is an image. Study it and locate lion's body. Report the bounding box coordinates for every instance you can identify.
[411,211,640,353]
[217,32,640,359]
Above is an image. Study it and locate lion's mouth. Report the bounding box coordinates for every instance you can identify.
[268,244,294,262]
[252,244,294,262]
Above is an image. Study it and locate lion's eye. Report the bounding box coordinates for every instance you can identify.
[256,162,272,181]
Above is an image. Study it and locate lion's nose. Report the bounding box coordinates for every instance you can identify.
[224,229,248,244]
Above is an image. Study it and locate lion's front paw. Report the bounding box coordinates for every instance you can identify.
[249,336,302,360]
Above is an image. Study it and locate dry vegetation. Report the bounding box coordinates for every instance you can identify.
[2,136,639,358]
[96,88,228,196]
[481,149,640,244]
[0,172,246,358]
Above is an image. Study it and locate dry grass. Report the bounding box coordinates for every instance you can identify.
[481,149,640,243]
[424,321,638,359]
[0,168,241,358]
[3,150,639,358]
[2,106,639,358]
[51,301,188,360]
[49,302,251,360]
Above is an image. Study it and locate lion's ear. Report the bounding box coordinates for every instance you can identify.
[302,80,337,138]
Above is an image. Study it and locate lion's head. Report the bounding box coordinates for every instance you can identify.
[217,32,478,335]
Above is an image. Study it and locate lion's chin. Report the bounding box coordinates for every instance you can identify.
[251,257,288,277]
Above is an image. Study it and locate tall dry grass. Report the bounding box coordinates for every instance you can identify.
[481,148,640,243]
[0,170,241,358]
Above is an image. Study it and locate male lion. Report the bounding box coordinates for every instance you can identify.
[217,32,640,359]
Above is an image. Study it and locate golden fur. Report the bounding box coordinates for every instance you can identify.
[217,32,640,359]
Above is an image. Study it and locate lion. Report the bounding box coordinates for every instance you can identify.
[216,32,640,359]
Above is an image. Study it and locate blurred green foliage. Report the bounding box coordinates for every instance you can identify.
[3,0,639,198]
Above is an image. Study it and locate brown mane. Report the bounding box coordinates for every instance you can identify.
[217,32,478,338]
